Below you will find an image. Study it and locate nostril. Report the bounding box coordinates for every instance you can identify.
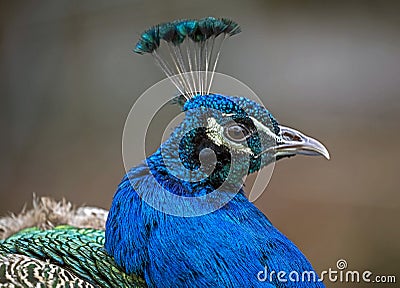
[282,132,302,142]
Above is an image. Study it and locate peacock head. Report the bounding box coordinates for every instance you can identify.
[134,17,329,190]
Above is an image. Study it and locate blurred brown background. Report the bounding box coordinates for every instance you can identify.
[1,1,399,287]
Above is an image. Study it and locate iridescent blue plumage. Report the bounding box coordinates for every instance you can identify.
[0,17,329,288]
[105,93,326,287]
[105,17,328,286]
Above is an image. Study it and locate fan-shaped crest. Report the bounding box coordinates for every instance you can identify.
[134,17,241,99]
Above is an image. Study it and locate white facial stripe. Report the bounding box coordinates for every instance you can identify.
[249,116,278,139]
[221,113,235,117]
[223,113,276,138]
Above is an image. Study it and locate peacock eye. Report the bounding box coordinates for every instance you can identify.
[224,123,251,142]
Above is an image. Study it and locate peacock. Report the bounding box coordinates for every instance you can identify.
[0,17,329,287]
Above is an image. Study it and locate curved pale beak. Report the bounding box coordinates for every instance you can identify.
[274,125,330,160]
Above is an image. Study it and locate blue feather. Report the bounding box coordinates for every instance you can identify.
[105,93,325,287]
[105,165,324,287]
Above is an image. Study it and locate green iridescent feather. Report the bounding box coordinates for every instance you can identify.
[0,226,146,287]
[134,16,241,54]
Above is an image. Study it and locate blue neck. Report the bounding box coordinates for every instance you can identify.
[105,145,323,288]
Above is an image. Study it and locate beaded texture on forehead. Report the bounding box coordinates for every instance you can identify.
[183,94,281,135]
[134,17,241,99]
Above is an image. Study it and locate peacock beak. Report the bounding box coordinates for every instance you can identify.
[274,125,330,160]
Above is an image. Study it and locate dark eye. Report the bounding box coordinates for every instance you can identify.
[224,124,251,142]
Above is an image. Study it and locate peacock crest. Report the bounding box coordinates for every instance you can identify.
[134,17,241,98]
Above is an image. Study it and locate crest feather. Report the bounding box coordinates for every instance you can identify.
[134,17,241,100]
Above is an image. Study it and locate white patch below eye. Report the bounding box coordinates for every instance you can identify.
[206,117,224,146]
